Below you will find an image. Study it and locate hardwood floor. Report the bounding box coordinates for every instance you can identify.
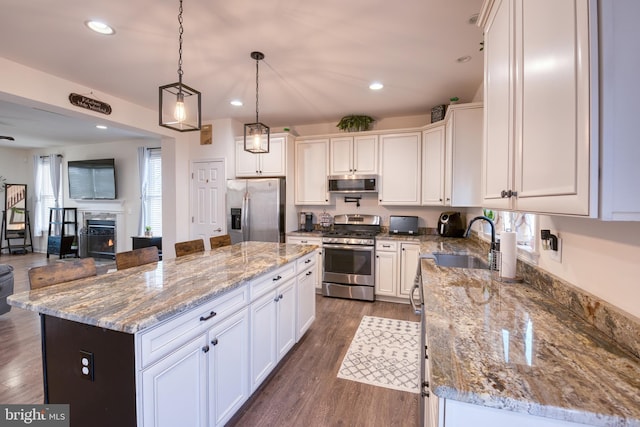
[0,253,419,426]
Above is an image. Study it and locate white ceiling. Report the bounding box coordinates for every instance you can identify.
[0,0,484,149]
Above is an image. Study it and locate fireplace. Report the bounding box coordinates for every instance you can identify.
[85,219,116,259]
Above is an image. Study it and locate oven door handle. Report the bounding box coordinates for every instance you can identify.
[322,244,374,251]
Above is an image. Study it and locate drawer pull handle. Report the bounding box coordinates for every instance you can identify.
[383,245,391,248]
[306,271,312,276]
[272,275,282,282]
[305,259,312,264]
[199,311,217,322]
[202,345,210,353]
[211,338,219,346]
[301,240,308,243]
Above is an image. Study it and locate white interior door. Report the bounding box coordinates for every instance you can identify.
[190,160,225,247]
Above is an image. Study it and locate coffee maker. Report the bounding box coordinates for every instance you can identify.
[299,212,314,232]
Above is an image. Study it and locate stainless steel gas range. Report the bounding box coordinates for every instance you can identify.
[321,214,381,302]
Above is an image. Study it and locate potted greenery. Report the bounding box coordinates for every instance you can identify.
[336,115,375,132]
[144,226,152,237]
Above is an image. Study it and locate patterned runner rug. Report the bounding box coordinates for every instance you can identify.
[337,315,420,393]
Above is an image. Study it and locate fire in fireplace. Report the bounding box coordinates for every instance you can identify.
[85,219,116,259]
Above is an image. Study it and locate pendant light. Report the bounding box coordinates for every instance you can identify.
[159,0,201,132]
[244,51,270,153]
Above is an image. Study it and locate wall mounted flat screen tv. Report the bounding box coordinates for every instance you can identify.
[68,158,117,200]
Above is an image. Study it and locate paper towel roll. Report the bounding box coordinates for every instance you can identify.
[500,231,517,279]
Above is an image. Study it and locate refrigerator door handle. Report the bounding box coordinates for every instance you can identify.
[242,191,250,241]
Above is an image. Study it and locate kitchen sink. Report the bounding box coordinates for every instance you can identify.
[431,253,489,270]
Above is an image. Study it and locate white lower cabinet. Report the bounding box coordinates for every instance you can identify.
[399,243,420,297]
[250,277,297,393]
[296,255,317,340]
[141,334,208,427]
[375,240,398,298]
[138,254,315,426]
[286,235,322,290]
[208,308,249,427]
[375,240,420,300]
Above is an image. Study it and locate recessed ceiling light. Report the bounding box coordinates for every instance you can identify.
[230,100,243,107]
[85,20,115,35]
[457,55,472,63]
[96,125,107,130]
[369,82,384,90]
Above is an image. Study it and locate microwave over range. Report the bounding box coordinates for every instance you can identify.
[328,174,378,193]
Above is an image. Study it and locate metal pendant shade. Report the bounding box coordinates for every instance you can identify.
[244,51,270,153]
[159,0,201,132]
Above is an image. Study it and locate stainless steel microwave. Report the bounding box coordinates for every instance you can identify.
[328,175,378,193]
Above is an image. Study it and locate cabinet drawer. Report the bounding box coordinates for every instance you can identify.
[296,253,316,271]
[250,263,296,301]
[286,236,322,246]
[138,286,248,369]
[376,240,398,251]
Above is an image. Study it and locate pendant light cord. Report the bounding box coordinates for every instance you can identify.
[255,58,260,123]
[177,0,184,87]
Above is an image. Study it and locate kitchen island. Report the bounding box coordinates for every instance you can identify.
[8,241,318,427]
[417,237,640,427]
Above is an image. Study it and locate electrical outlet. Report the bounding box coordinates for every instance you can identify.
[549,237,562,263]
[80,350,94,381]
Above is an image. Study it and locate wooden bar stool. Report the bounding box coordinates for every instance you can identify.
[209,234,232,249]
[115,246,159,270]
[174,239,205,258]
[28,258,97,290]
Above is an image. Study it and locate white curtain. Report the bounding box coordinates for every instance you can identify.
[49,154,62,208]
[32,155,44,236]
[137,147,150,235]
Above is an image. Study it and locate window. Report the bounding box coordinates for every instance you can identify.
[144,148,162,235]
[482,209,538,262]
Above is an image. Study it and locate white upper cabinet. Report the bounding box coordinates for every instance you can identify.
[378,132,422,205]
[445,103,483,207]
[295,138,330,205]
[329,135,378,176]
[480,0,596,216]
[421,124,446,206]
[599,0,640,220]
[236,136,287,177]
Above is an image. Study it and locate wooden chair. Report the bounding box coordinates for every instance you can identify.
[28,257,97,290]
[174,239,205,258]
[209,234,232,249]
[115,246,159,271]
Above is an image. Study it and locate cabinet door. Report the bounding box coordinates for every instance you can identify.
[514,0,592,215]
[259,137,286,176]
[235,140,260,177]
[141,334,208,427]
[295,139,330,205]
[276,279,297,360]
[375,250,398,297]
[208,308,249,427]
[329,137,353,175]
[296,265,316,341]
[399,243,420,297]
[379,132,422,205]
[353,135,378,174]
[482,0,514,210]
[449,106,483,207]
[249,291,277,392]
[422,126,446,206]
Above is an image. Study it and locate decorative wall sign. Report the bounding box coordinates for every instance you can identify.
[68,93,112,115]
[200,124,212,145]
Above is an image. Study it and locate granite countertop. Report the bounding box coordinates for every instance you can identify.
[8,242,316,334]
[419,238,640,426]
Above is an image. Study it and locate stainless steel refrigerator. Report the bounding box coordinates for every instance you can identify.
[227,178,286,244]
